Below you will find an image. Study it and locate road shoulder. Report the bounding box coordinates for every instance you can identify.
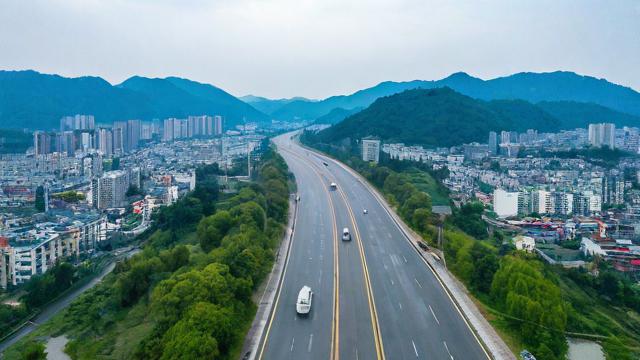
[239,195,298,360]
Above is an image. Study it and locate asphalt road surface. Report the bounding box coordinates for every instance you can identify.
[257,133,489,360]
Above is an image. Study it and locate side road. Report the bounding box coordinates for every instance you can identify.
[309,146,516,360]
[239,195,298,360]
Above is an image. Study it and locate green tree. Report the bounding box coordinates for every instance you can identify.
[400,192,432,221]
[469,242,499,294]
[603,336,633,360]
[412,208,432,233]
[535,343,557,360]
[198,211,234,253]
[20,341,46,360]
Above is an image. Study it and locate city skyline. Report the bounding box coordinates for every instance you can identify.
[1,0,639,99]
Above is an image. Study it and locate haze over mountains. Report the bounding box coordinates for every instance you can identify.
[249,71,640,128]
[0,70,268,130]
[1,69,640,133]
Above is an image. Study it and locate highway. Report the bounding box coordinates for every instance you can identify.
[257,133,490,360]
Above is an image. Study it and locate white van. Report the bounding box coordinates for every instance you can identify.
[342,227,351,241]
[296,286,313,315]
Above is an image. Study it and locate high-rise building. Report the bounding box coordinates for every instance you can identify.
[60,115,95,131]
[113,121,128,152]
[91,170,130,209]
[488,131,498,155]
[127,119,141,151]
[500,130,511,144]
[33,131,53,156]
[112,127,124,154]
[553,192,574,215]
[97,128,113,156]
[60,116,74,132]
[493,189,519,218]
[80,131,93,151]
[141,123,153,140]
[163,118,175,141]
[214,116,223,136]
[361,137,381,163]
[532,190,552,214]
[588,123,615,149]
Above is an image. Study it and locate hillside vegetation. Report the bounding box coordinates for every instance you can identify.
[266,71,640,122]
[0,70,268,129]
[4,148,291,360]
[317,87,558,147]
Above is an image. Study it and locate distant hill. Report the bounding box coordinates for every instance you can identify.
[314,107,364,125]
[317,87,559,147]
[118,76,269,125]
[0,70,268,130]
[268,71,640,122]
[239,95,312,115]
[537,101,640,129]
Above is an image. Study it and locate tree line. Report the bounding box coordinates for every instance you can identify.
[14,147,292,360]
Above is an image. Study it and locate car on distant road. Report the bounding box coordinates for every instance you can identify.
[330,182,337,190]
[342,227,351,241]
[363,209,368,214]
[322,161,329,166]
[296,286,313,315]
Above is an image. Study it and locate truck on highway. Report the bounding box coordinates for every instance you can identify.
[296,286,313,315]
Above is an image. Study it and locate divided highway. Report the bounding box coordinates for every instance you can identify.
[257,133,490,360]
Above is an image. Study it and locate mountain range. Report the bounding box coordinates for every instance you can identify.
[250,71,640,128]
[0,70,268,130]
[317,87,568,147]
[2,69,640,132]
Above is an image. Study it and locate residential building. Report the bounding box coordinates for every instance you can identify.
[91,170,130,209]
[361,137,381,163]
[493,188,519,217]
[588,123,615,149]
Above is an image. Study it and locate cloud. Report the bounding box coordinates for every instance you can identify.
[0,0,638,98]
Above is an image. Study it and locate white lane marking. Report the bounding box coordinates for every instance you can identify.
[290,337,295,352]
[412,339,419,358]
[355,348,359,360]
[429,304,440,325]
[399,302,403,311]
[444,341,454,359]
[307,334,313,352]
[403,255,408,263]
[414,277,422,288]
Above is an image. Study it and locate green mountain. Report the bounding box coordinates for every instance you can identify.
[118,76,268,125]
[313,107,363,125]
[239,95,312,115]
[0,70,151,129]
[317,87,559,147]
[269,71,640,122]
[0,70,268,130]
[537,101,640,129]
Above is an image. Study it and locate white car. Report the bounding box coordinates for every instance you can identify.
[342,227,351,241]
[330,182,337,190]
[363,209,368,214]
[296,286,313,315]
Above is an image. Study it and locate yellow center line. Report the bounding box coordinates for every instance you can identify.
[283,146,384,360]
[280,147,341,360]
[335,186,385,360]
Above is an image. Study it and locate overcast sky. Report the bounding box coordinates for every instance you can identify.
[1,0,638,99]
